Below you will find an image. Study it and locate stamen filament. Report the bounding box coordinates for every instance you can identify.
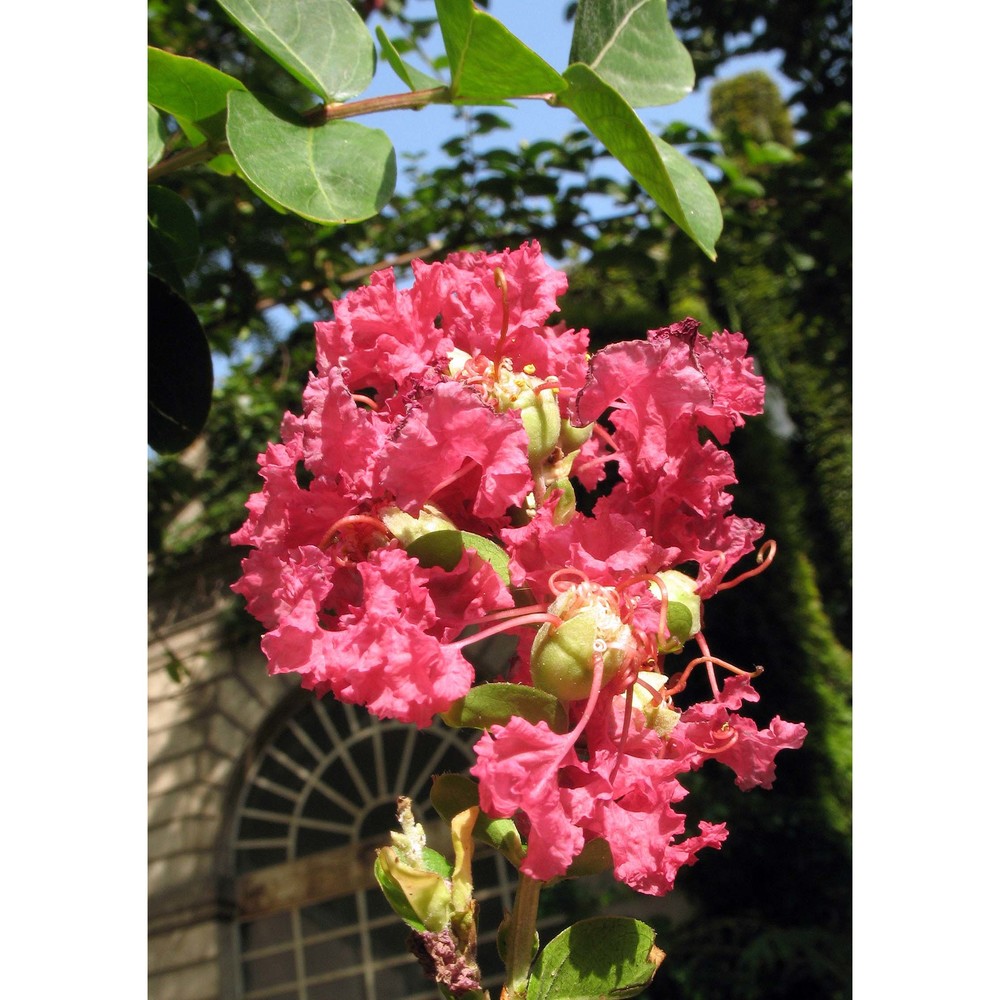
[426,459,476,502]
[716,539,777,592]
[351,393,380,411]
[450,612,563,650]
[493,267,510,376]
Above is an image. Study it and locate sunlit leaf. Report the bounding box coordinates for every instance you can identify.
[148,46,246,144]
[570,0,694,107]
[557,64,721,259]
[148,104,167,168]
[375,25,441,92]
[526,917,663,1000]
[216,0,374,101]
[435,0,566,102]
[441,683,567,731]
[226,91,396,224]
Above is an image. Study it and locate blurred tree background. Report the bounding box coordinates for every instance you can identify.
[148,1,851,997]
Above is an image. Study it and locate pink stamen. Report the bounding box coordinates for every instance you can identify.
[590,422,617,451]
[547,567,592,595]
[449,611,563,651]
[351,393,379,411]
[492,267,510,376]
[608,684,636,787]
[692,727,740,755]
[617,573,669,649]
[716,539,777,592]
[426,460,476,502]
[533,377,561,394]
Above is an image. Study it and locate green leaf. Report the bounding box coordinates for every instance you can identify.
[406,529,510,585]
[148,186,200,293]
[435,0,566,102]
[148,47,247,144]
[569,0,694,108]
[216,0,374,102]
[526,917,663,1000]
[226,91,396,224]
[556,64,721,259]
[441,683,567,732]
[148,104,167,168]
[375,25,440,92]
[148,275,213,455]
[430,775,525,865]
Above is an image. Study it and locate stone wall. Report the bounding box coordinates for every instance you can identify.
[148,557,296,1000]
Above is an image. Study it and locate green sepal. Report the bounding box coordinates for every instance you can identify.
[406,529,510,585]
[526,917,663,1000]
[441,683,567,732]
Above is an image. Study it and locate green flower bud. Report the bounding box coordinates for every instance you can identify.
[558,417,593,454]
[630,671,681,738]
[380,504,457,547]
[514,384,561,470]
[653,570,702,654]
[531,588,632,701]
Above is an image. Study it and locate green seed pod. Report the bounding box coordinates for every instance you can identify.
[530,590,631,701]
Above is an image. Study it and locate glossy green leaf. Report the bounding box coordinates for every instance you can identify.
[226,91,396,224]
[216,0,374,101]
[526,917,662,1000]
[375,25,440,92]
[430,775,525,865]
[148,275,213,455]
[569,0,693,108]
[406,529,510,584]
[556,64,721,259]
[148,186,200,293]
[148,46,246,144]
[435,0,566,102]
[441,683,567,732]
[148,104,167,167]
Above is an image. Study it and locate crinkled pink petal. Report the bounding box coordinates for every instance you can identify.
[301,368,390,495]
[502,501,668,598]
[378,381,532,520]
[427,242,569,357]
[672,685,807,791]
[261,546,477,727]
[314,268,450,397]
[471,718,585,882]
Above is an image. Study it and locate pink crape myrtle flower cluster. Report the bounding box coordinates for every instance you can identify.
[232,241,806,896]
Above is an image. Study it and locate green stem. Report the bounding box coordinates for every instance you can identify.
[504,871,542,1000]
[147,87,453,184]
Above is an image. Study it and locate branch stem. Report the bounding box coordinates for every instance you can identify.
[504,871,542,1000]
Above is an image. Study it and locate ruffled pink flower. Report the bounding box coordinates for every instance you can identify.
[571,318,766,594]
[670,676,808,791]
[260,546,512,728]
[377,380,533,523]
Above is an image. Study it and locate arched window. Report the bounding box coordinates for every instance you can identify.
[230,693,516,1000]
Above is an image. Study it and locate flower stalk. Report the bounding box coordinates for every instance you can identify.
[502,871,543,1000]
